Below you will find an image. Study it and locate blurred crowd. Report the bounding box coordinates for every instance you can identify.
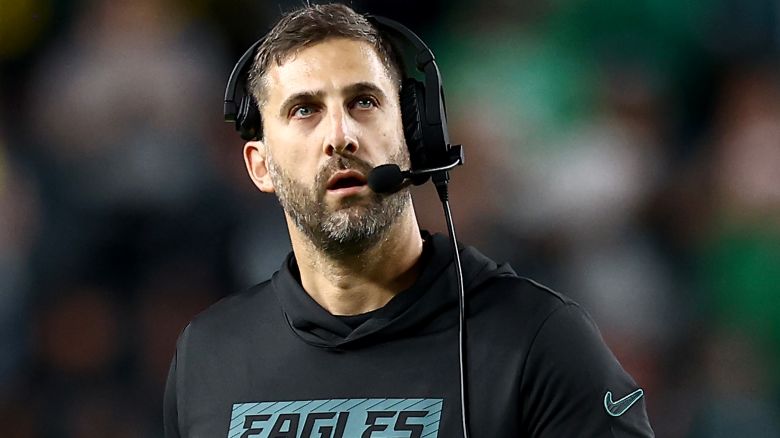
[1,0,779,436]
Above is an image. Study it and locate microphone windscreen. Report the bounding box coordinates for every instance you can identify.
[367,164,404,193]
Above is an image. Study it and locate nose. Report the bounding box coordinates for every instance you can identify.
[323,106,358,157]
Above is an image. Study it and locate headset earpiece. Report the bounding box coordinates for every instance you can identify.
[368,15,454,179]
[399,77,430,185]
[225,38,265,141]
[237,94,262,141]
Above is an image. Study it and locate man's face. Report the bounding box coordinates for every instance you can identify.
[252,37,411,255]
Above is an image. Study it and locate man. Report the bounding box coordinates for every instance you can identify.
[164,3,654,437]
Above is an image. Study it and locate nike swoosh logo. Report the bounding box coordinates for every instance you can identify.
[604,388,644,417]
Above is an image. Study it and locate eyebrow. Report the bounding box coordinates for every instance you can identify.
[277,82,389,118]
[344,82,388,103]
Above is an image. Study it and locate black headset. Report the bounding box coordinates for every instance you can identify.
[223,15,460,185]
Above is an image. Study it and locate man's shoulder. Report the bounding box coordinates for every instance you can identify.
[453,237,577,320]
[474,273,578,317]
[181,279,279,345]
[467,272,601,348]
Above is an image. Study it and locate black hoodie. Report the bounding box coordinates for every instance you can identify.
[164,233,654,437]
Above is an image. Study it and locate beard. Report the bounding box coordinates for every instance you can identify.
[266,147,412,258]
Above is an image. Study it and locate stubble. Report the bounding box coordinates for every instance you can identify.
[266,148,411,258]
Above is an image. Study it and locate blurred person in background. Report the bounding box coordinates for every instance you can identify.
[164,3,652,437]
[7,0,256,435]
[687,62,780,437]
[0,113,41,387]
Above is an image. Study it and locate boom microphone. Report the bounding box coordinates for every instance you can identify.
[367,152,464,194]
[367,164,407,193]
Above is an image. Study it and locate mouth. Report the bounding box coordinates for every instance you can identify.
[326,170,368,192]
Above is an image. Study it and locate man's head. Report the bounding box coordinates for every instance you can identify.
[247,3,403,115]
[242,4,413,257]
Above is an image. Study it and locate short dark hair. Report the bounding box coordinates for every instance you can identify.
[248,3,403,109]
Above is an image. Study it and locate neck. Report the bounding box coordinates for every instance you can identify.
[288,207,424,316]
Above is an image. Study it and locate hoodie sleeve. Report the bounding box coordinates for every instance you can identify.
[165,323,195,438]
[164,349,182,438]
[520,303,654,437]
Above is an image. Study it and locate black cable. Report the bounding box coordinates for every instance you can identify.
[435,181,470,438]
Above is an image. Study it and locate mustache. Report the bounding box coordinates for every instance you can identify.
[314,156,374,193]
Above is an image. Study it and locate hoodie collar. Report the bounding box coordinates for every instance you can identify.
[271,232,515,349]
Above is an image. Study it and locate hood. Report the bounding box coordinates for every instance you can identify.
[271,232,516,349]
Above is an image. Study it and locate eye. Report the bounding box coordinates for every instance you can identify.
[291,105,316,119]
[352,96,378,110]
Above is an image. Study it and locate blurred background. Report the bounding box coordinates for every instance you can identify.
[1,0,779,436]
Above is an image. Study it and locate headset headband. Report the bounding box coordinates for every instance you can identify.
[224,38,264,122]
